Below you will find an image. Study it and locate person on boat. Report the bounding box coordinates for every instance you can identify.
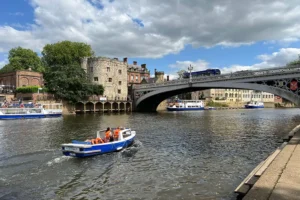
[114,127,121,141]
[91,137,104,144]
[105,127,113,142]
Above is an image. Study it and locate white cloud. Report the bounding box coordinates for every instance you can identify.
[167,48,300,77]
[0,0,300,58]
[221,48,300,73]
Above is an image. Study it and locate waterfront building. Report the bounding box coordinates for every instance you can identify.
[81,57,128,100]
[0,69,43,89]
[199,89,277,105]
[127,59,150,86]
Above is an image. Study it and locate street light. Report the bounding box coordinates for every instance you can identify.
[188,64,193,83]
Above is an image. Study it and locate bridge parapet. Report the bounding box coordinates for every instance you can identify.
[134,65,300,89]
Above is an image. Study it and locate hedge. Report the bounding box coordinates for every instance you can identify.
[16,86,48,93]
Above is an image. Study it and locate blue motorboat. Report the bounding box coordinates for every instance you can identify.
[61,128,136,158]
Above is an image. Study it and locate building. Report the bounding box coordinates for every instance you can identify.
[81,57,128,100]
[199,88,277,104]
[127,59,150,86]
[0,69,43,90]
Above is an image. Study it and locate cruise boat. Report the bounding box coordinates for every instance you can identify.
[167,100,204,111]
[61,128,136,158]
[244,101,264,109]
[0,103,63,119]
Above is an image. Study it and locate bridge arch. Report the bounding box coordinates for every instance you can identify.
[135,82,300,112]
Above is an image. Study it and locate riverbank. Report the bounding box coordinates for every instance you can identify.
[235,125,300,199]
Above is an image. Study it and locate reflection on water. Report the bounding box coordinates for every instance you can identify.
[0,109,300,200]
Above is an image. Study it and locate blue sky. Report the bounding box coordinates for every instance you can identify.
[1,0,300,78]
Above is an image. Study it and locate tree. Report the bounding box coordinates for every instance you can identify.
[0,47,44,73]
[42,41,94,66]
[44,64,104,103]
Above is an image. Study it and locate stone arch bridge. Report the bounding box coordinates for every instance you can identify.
[133,66,300,112]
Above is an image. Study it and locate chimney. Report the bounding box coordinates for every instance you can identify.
[133,61,137,65]
[167,75,169,81]
[155,69,157,73]
[141,64,146,70]
[123,57,127,63]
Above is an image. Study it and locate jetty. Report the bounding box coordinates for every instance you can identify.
[235,125,300,199]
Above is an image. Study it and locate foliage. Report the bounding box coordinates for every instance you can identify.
[206,100,229,107]
[44,64,104,103]
[42,41,94,66]
[16,86,46,93]
[0,47,44,73]
[287,59,300,68]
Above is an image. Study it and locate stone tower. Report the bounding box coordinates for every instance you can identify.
[154,69,164,83]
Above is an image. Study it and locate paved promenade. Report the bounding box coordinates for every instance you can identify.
[243,131,300,200]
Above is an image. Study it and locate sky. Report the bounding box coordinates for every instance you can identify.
[1,0,300,79]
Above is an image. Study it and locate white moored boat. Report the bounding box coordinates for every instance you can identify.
[167,100,204,111]
[0,103,63,119]
[244,101,264,109]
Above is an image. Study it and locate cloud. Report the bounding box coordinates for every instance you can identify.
[221,48,300,73]
[0,0,300,58]
[167,48,300,77]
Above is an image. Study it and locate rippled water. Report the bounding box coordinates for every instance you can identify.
[0,109,300,200]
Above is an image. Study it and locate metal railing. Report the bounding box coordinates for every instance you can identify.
[133,65,300,89]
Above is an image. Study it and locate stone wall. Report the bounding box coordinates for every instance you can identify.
[82,57,128,100]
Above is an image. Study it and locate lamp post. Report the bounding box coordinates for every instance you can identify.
[188,64,193,83]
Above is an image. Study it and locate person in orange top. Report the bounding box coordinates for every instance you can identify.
[114,127,120,141]
[105,127,112,142]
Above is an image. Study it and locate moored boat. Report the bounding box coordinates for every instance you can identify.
[167,100,204,111]
[61,128,136,158]
[0,103,62,119]
[244,101,264,109]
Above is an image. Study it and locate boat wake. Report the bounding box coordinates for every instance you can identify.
[47,156,72,166]
[121,140,143,157]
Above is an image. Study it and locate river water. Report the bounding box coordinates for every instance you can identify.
[0,109,300,200]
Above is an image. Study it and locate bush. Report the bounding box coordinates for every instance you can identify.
[16,86,48,93]
[206,100,229,107]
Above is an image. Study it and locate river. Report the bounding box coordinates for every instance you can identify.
[0,108,300,200]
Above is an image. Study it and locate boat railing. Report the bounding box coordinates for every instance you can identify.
[0,108,43,114]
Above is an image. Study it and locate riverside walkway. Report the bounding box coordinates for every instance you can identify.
[238,126,300,200]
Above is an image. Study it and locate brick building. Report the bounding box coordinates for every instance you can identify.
[127,60,150,85]
[0,70,43,89]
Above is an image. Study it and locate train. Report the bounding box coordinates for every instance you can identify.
[182,69,221,78]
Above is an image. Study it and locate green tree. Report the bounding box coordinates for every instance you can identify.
[44,64,104,103]
[0,47,44,73]
[42,41,94,66]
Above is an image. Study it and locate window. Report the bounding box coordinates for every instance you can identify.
[108,78,112,82]
[119,81,122,85]
[136,75,139,81]
[118,70,122,75]
[90,67,93,72]
[94,77,98,81]
[107,67,110,72]
[118,89,121,94]
[131,75,134,81]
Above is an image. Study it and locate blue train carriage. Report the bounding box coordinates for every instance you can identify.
[61,128,136,158]
[182,69,221,78]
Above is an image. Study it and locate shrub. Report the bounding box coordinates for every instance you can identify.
[16,86,47,93]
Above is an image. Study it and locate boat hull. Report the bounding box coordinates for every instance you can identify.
[167,107,204,111]
[0,113,62,119]
[62,136,135,158]
[244,105,264,109]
